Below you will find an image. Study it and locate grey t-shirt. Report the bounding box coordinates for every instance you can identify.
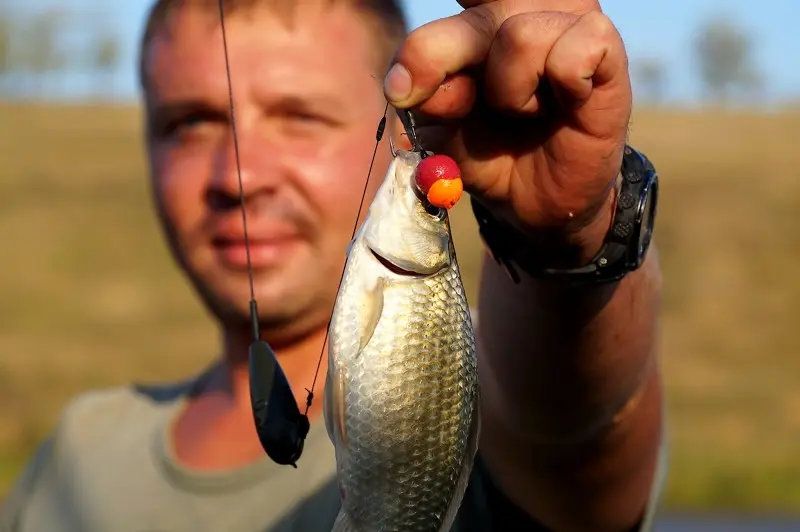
[0,373,666,532]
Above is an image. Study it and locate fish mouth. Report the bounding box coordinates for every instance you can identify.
[369,248,429,277]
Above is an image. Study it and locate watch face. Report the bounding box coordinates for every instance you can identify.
[637,179,658,258]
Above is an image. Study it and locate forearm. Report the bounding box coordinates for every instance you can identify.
[476,245,663,531]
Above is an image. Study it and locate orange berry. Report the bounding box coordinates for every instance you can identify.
[426,177,463,210]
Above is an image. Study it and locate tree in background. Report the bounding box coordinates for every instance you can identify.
[0,7,70,98]
[0,14,10,80]
[633,58,667,107]
[0,9,20,95]
[694,14,763,106]
[0,4,122,101]
[0,0,9,86]
[90,32,121,99]
[18,7,69,97]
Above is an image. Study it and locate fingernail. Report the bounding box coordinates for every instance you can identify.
[383,63,412,102]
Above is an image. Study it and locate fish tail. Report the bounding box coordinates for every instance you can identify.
[331,510,356,532]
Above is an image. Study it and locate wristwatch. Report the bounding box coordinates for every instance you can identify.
[471,145,659,285]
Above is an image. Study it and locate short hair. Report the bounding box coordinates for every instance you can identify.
[137,0,408,90]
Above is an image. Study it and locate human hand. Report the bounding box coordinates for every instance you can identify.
[384,0,632,263]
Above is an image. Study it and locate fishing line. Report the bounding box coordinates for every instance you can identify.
[218,0,392,448]
[218,1,259,342]
[304,101,389,415]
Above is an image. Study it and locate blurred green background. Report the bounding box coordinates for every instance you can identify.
[1,0,799,517]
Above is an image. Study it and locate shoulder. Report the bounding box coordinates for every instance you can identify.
[0,375,198,525]
[0,377,197,488]
[53,378,192,444]
[28,375,196,468]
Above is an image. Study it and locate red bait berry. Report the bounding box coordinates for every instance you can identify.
[414,154,463,210]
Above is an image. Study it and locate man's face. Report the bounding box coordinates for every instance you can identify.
[143,4,393,335]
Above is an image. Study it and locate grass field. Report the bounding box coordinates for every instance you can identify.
[0,102,798,512]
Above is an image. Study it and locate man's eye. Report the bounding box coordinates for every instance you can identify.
[288,110,324,123]
[168,114,207,133]
[162,113,221,139]
[282,111,339,138]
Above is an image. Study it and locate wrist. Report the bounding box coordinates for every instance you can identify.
[472,144,658,286]
[487,184,618,273]
[563,183,618,266]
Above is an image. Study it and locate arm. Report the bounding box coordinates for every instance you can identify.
[476,224,663,531]
[382,2,660,528]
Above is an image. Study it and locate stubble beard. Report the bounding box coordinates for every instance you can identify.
[185,261,337,350]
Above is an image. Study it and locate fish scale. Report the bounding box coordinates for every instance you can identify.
[325,149,480,532]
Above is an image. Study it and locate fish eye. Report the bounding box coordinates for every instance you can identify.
[424,203,446,220]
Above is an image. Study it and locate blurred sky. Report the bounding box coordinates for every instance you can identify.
[5,0,800,106]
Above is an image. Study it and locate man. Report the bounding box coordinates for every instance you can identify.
[0,0,666,531]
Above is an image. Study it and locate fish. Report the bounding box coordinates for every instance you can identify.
[323,147,481,532]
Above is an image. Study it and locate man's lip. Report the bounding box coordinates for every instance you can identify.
[211,225,302,245]
[211,235,297,246]
[211,236,300,269]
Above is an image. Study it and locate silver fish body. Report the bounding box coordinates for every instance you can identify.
[324,149,480,532]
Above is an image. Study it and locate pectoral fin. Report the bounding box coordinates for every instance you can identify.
[357,277,385,354]
[345,238,356,257]
[332,509,355,532]
[440,396,481,532]
[323,365,348,448]
[324,277,384,449]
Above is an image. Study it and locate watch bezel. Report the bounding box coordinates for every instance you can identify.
[635,170,659,268]
[587,145,659,282]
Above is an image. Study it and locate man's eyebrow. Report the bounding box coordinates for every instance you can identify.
[271,93,363,123]
[147,99,227,125]
[271,93,339,111]
[149,99,212,117]
[147,92,354,129]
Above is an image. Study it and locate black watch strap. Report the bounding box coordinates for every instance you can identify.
[471,145,658,286]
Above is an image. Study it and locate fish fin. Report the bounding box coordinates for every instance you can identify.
[323,363,349,449]
[470,391,482,461]
[322,368,335,442]
[357,276,384,353]
[325,275,383,451]
[439,395,482,532]
[345,237,356,257]
[331,509,356,532]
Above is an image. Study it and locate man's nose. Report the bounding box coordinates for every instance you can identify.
[208,131,279,210]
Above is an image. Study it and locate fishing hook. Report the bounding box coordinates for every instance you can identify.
[398,108,428,158]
